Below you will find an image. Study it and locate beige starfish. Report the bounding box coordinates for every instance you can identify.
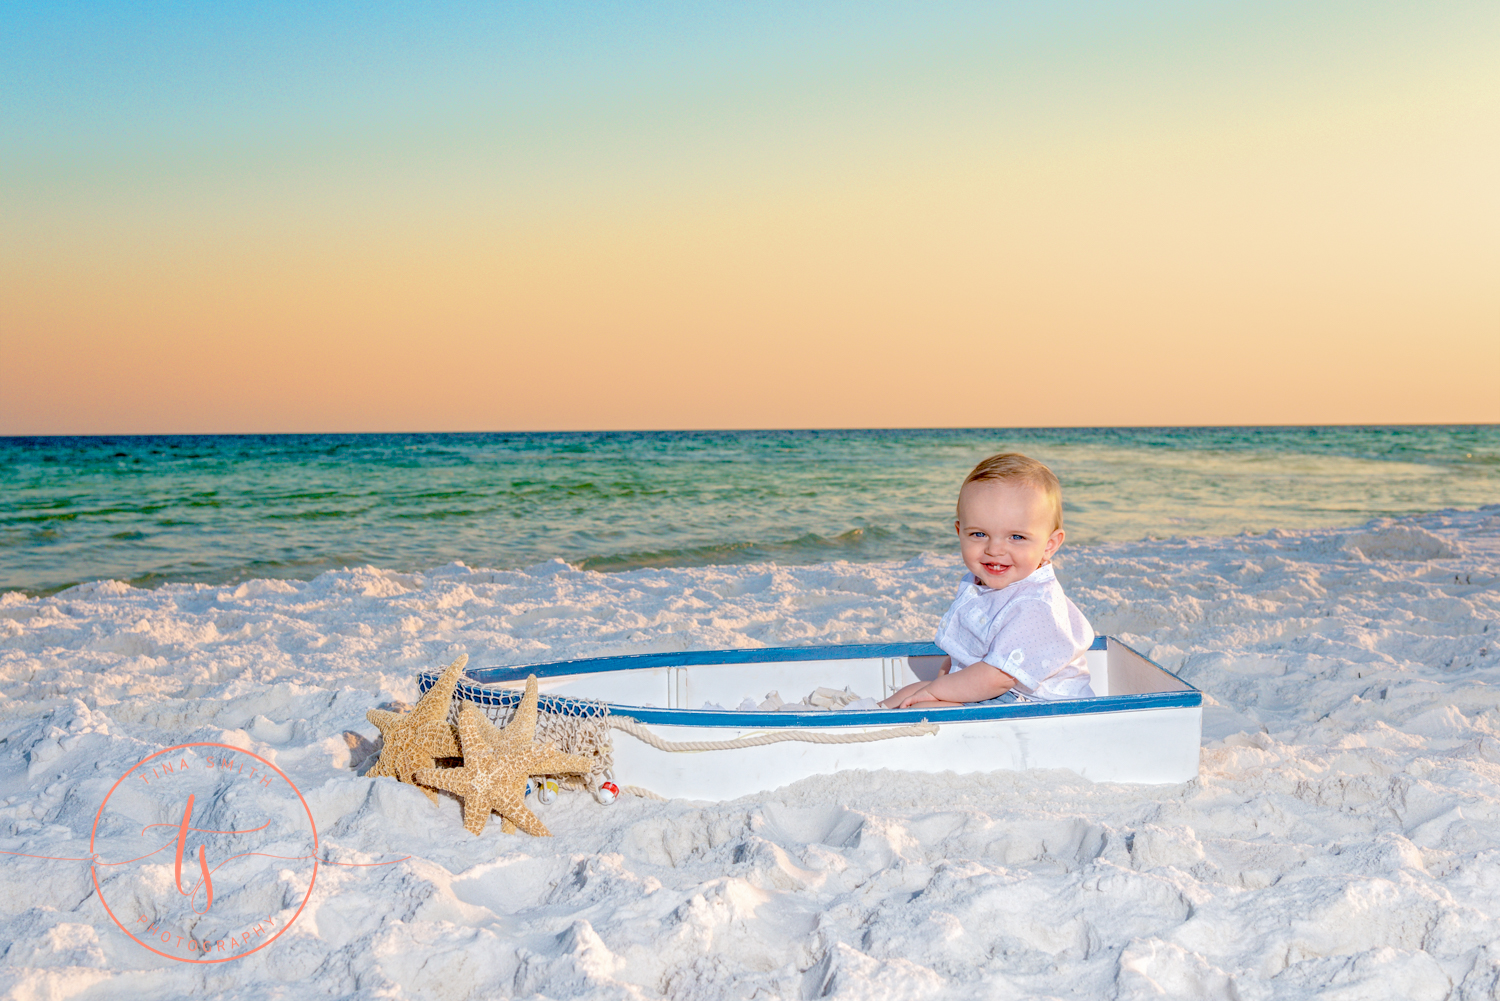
[366,654,467,802]
[414,675,592,837]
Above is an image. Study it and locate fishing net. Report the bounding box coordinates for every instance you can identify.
[418,672,615,790]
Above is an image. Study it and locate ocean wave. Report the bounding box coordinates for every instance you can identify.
[575,526,905,572]
[3,427,1497,594]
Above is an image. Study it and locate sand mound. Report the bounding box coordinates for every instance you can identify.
[1340,523,1459,562]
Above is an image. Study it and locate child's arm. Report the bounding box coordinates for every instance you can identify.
[882,661,1016,708]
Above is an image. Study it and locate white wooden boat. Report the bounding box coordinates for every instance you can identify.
[419,637,1201,802]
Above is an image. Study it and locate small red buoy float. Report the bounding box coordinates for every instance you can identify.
[598,781,619,804]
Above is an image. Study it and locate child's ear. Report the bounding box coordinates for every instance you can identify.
[1044,528,1065,558]
[954,519,961,537]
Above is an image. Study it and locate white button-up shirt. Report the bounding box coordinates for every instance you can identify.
[934,564,1095,701]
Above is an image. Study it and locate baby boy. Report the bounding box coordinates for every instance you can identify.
[882,453,1095,708]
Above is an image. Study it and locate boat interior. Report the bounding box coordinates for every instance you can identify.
[452,638,1193,711]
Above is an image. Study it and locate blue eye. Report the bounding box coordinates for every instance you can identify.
[1011,534,1026,541]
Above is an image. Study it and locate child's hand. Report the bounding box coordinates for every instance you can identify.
[881,681,929,709]
[896,686,933,708]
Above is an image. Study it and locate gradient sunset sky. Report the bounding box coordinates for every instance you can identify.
[3,1,1497,434]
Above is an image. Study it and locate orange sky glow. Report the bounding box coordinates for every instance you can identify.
[3,3,1497,434]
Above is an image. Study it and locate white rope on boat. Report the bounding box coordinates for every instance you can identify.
[623,785,667,801]
[608,715,939,752]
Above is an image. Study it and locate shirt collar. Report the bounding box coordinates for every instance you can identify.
[967,562,1056,592]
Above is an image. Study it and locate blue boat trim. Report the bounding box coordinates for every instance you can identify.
[457,641,950,683]
[415,636,1200,726]
[454,637,1109,685]
[605,690,1200,727]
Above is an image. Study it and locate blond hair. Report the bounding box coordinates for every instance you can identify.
[961,453,1064,531]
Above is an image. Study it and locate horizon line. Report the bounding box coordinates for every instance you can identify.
[4,421,1498,441]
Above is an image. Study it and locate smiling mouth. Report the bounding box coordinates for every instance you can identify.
[981,562,1011,576]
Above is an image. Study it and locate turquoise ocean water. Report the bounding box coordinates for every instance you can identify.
[2,426,1496,595]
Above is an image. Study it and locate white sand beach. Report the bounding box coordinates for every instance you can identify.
[1,507,1498,1000]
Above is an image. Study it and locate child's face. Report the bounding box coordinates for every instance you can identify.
[954,479,1065,588]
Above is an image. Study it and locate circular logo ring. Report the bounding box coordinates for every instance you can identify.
[89,742,320,964]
